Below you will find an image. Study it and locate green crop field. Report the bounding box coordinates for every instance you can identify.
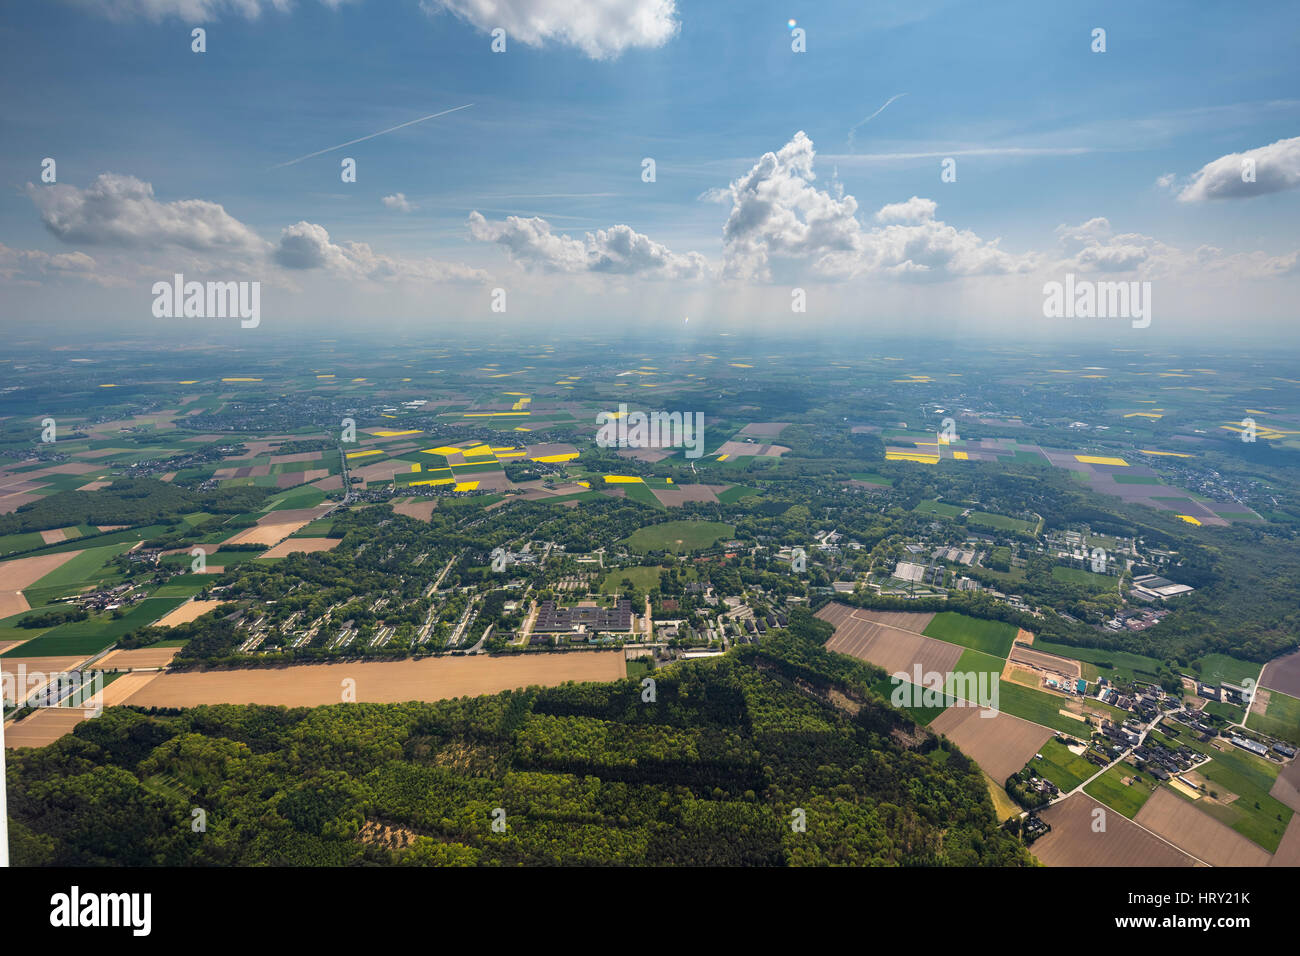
[715,484,760,503]
[0,532,49,556]
[1032,639,1166,684]
[871,676,950,726]
[1,596,186,658]
[996,682,1098,736]
[621,520,734,553]
[967,512,1034,533]
[923,612,1016,658]
[1247,688,1300,745]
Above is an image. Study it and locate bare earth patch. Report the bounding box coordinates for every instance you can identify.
[98,646,183,669]
[0,550,85,618]
[259,538,341,559]
[153,599,227,627]
[928,707,1054,782]
[392,499,437,521]
[1033,794,1197,867]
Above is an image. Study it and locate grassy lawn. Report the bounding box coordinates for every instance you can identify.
[1084,761,1157,818]
[1051,565,1114,590]
[847,472,892,486]
[621,520,734,554]
[1190,653,1262,687]
[967,512,1034,533]
[600,566,663,593]
[914,499,965,518]
[923,611,1016,658]
[625,659,653,679]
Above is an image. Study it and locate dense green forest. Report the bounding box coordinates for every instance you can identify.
[6,614,1031,866]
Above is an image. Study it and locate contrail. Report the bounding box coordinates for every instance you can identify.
[271,104,475,169]
[848,93,907,149]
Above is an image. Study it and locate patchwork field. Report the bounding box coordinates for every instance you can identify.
[1268,756,1300,813]
[1247,686,1300,745]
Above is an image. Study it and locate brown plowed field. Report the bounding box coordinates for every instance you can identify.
[1269,813,1300,866]
[97,646,182,669]
[824,614,962,678]
[1134,788,1271,867]
[650,485,724,507]
[259,537,340,559]
[0,550,85,618]
[121,650,627,708]
[928,706,1053,782]
[1261,648,1300,698]
[1033,794,1198,867]
[1008,645,1081,680]
[1268,757,1300,813]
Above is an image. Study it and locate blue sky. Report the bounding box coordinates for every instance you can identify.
[2,0,1298,344]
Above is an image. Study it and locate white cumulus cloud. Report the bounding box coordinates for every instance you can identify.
[717,132,1036,281]
[1176,136,1300,201]
[467,211,709,279]
[276,221,486,282]
[420,0,679,59]
[381,192,416,213]
[1053,216,1299,279]
[27,173,270,257]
